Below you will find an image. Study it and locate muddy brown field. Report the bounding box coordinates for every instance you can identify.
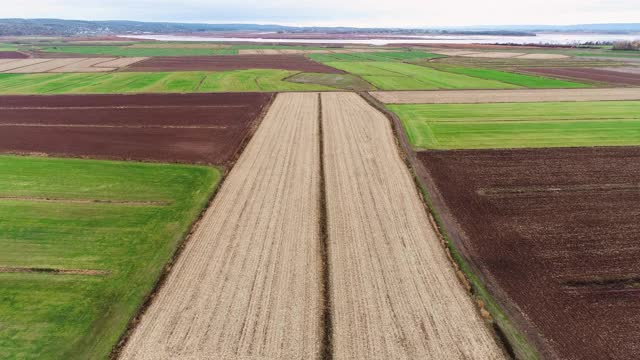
[127,54,344,73]
[419,147,640,359]
[0,93,272,164]
[0,51,28,59]
[521,67,640,86]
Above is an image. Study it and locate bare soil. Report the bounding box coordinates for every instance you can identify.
[0,51,28,59]
[0,93,272,164]
[126,55,344,73]
[419,147,640,359]
[521,67,640,86]
[322,92,505,359]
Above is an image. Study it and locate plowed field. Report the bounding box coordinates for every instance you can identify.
[121,93,323,359]
[127,55,343,73]
[419,147,640,359]
[322,92,504,359]
[0,93,272,164]
[521,67,640,86]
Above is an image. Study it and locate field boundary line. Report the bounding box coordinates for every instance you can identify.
[358,91,533,359]
[317,93,333,360]
[0,195,170,206]
[0,267,110,276]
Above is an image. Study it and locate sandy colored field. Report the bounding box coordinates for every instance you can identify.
[515,53,569,59]
[49,57,117,72]
[321,92,504,359]
[461,52,525,58]
[7,58,86,73]
[602,66,640,75]
[0,58,49,72]
[0,57,147,73]
[371,87,640,103]
[93,57,148,68]
[121,93,323,360]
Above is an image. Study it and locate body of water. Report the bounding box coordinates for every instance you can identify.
[124,33,640,45]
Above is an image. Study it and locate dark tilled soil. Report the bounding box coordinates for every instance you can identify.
[520,67,640,86]
[0,51,28,59]
[126,55,344,73]
[0,93,272,164]
[419,147,640,360]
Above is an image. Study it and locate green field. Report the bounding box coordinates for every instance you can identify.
[308,51,444,63]
[0,70,335,94]
[0,156,220,359]
[424,64,590,88]
[286,72,376,91]
[389,101,640,149]
[324,61,519,90]
[40,45,238,57]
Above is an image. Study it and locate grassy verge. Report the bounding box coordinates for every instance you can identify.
[388,101,640,149]
[0,156,221,359]
[416,182,538,360]
[0,70,336,94]
[286,72,376,91]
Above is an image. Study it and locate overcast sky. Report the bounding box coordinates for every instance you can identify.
[4,0,640,28]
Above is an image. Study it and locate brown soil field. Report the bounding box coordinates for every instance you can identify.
[0,51,28,59]
[120,93,323,359]
[127,55,344,73]
[322,92,504,359]
[371,88,640,104]
[0,93,272,164]
[419,147,640,359]
[521,67,640,86]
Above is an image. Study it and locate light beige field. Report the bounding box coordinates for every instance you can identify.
[92,57,148,68]
[0,58,49,72]
[49,57,117,72]
[461,52,526,58]
[321,92,504,359]
[515,53,570,59]
[121,93,324,360]
[0,57,147,73]
[371,88,640,104]
[6,58,86,73]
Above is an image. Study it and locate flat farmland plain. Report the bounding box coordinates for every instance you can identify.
[0,156,219,359]
[0,93,272,164]
[121,93,324,359]
[388,101,640,149]
[419,147,640,359]
[322,93,504,359]
[127,55,343,73]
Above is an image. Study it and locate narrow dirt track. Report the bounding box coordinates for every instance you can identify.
[321,92,504,359]
[371,88,640,104]
[120,93,323,359]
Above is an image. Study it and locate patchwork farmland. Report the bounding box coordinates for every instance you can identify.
[2,37,640,360]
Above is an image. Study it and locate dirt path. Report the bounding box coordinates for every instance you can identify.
[321,92,504,359]
[120,93,323,359]
[371,88,640,104]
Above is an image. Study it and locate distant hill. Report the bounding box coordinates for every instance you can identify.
[0,18,638,37]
